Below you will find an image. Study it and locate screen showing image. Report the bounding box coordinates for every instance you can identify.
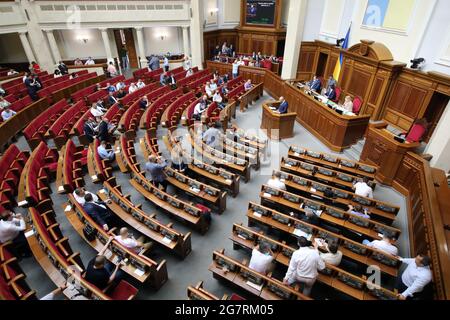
[245,0,276,25]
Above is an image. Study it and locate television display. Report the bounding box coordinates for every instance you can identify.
[245,0,276,26]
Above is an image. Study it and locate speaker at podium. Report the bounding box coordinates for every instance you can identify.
[260,100,296,140]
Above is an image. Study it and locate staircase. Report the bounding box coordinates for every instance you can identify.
[343,138,366,161]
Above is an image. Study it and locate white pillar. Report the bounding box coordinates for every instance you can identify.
[100,28,113,62]
[18,32,36,64]
[281,0,308,80]
[45,30,62,64]
[190,0,205,69]
[425,100,450,172]
[135,27,147,68]
[182,26,191,57]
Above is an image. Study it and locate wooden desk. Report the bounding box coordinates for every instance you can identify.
[260,103,296,140]
[284,83,371,152]
[360,122,420,185]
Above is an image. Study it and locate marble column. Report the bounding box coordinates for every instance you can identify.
[135,27,148,68]
[190,0,205,69]
[45,30,62,64]
[281,0,308,80]
[182,26,191,57]
[18,32,36,63]
[100,28,113,62]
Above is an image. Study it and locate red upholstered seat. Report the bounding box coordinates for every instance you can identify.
[406,124,426,143]
[230,293,245,300]
[333,87,342,103]
[353,96,363,114]
[0,275,16,300]
[107,280,138,300]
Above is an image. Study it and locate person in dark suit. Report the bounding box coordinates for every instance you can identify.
[308,75,322,92]
[97,118,111,142]
[325,84,336,101]
[301,208,321,227]
[139,96,149,109]
[168,73,177,89]
[24,74,39,101]
[83,193,120,231]
[107,92,118,106]
[57,61,68,75]
[83,117,96,143]
[277,96,289,114]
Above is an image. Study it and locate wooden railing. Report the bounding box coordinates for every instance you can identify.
[393,152,450,300]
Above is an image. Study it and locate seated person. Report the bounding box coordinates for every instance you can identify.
[85,57,95,65]
[347,204,370,219]
[267,171,286,190]
[193,95,208,121]
[275,96,289,114]
[114,227,152,254]
[136,79,145,89]
[185,68,194,78]
[342,96,353,112]
[209,79,218,91]
[107,91,118,106]
[0,85,6,97]
[83,117,97,143]
[396,254,433,300]
[0,210,32,258]
[84,238,125,290]
[318,241,342,266]
[0,96,11,109]
[363,233,398,256]
[83,193,119,231]
[307,75,322,92]
[73,188,99,206]
[7,69,19,76]
[116,88,127,100]
[244,79,253,91]
[221,84,229,96]
[248,243,274,274]
[324,84,337,101]
[353,177,374,198]
[128,83,138,94]
[301,207,321,226]
[160,72,169,86]
[54,69,62,78]
[139,96,149,109]
[212,90,225,110]
[74,58,83,66]
[90,103,107,118]
[97,140,115,161]
[168,73,177,89]
[1,105,16,121]
[204,82,213,98]
[114,82,124,91]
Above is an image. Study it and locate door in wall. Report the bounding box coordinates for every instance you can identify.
[113,29,139,69]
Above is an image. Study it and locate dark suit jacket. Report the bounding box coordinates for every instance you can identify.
[325,88,336,101]
[83,202,112,227]
[278,101,288,114]
[97,121,109,142]
[139,100,148,109]
[108,95,118,106]
[83,122,95,143]
[310,79,321,92]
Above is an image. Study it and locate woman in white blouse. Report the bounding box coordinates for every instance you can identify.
[90,103,106,117]
[342,96,354,112]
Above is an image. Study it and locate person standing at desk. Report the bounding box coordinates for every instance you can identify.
[308,75,322,92]
[276,96,289,114]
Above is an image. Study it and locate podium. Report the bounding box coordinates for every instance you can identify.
[260,102,296,140]
[360,121,420,185]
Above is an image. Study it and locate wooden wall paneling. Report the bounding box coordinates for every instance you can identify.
[297,43,318,81]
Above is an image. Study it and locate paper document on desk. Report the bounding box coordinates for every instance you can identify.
[134,269,145,277]
[269,107,276,110]
[246,281,264,292]
[293,229,312,240]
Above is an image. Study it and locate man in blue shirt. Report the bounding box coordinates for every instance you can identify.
[308,75,322,92]
[277,96,289,114]
[97,140,115,161]
[145,155,169,191]
[163,54,170,72]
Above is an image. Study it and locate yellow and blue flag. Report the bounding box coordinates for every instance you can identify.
[333,24,351,81]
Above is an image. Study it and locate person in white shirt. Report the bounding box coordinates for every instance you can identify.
[0,210,31,258]
[283,237,325,296]
[7,69,18,76]
[115,81,125,91]
[74,58,83,66]
[163,55,170,72]
[193,97,207,121]
[183,56,192,71]
[221,42,228,55]
[136,79,145,89]
[232,60,240,79]
[202,122,223,149]
[267,172,286,190]
[22,72,29,83]
[85,57,95,65]
[204,82,213,98]
[212,90,225,110]
[73,188,99,206]
[90,103,106,118]
[396,254,433,300]
[363,234,398,256]
[114,227,152,254]
[0,96,11,109]
[244,79,253,91]
[0,85,5,97]
[353,177,374,198]
[342,96,353,112]
[249,243,274,274]
[185,68,194,78]
[128,83,138,94]
[318,242,342,266]
[1,106,17,121]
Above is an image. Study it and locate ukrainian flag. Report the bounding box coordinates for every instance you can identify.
[333,25,351,81]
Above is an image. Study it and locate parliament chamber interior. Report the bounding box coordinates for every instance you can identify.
[0,0,449,302]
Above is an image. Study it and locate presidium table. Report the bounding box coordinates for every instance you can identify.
[283,82,371,152]
[260,101,297,140]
